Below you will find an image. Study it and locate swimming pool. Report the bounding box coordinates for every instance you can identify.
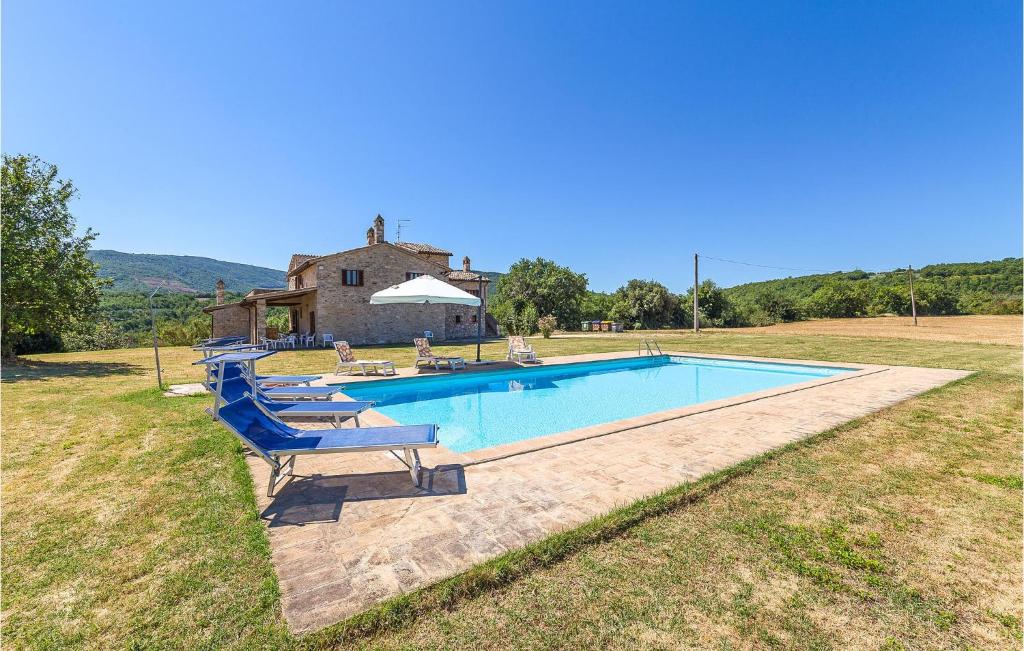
[342,355,856,453]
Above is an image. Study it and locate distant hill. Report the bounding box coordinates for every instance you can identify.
[722,258,1022,315]
[88,250,286,294]
[474,270,505,285]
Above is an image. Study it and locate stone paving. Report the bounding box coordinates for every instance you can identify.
[238,351,970,632]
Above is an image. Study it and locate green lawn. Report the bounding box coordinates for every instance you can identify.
[2,330,1021,649]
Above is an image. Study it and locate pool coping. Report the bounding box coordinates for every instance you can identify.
[264,351,971,632]
[332,350,890,465]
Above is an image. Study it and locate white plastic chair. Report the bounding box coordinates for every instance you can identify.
[321,333,334,348]
[284,334,297,349]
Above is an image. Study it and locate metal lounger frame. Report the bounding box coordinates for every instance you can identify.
[216,415,428,496]
[248,390,366,427]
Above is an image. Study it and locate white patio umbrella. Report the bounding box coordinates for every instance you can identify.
[369,274,481,307]
[369,275,486,361]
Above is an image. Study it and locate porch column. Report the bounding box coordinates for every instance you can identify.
[254,299,267,343]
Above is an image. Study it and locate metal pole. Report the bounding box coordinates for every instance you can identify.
[149,286,164,389]
[907,265,918,326]
[475,273,483,362]
[693,253,699,333]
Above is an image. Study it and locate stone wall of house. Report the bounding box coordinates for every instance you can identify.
[314,244,448,345]
[287,292,318,334]
[252,300,267,343]
[288,265,318,291]
[416,252,451,269]
[210,304,250,340]
[449,278,489,303]
[444,304,483,339]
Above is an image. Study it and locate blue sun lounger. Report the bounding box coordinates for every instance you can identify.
[207,376,341,405]
[210,377,373,425]
[258,384,340,400]
[214,362,321,387]
[194,335,247,348]
[216,395,438,495]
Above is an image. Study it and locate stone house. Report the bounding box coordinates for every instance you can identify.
[205,215,496,345]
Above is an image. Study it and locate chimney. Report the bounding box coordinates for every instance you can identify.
[462,255,471,272]
[366,227,375,245]
[373,214,385,244]
[215,279,225,305]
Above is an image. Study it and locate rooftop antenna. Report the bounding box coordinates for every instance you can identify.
[395,219,412,242]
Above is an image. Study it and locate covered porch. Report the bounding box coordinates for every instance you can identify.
[245,287,319,345]
[206,287,319,345]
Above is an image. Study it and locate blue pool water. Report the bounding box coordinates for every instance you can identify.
[342,356,855,453]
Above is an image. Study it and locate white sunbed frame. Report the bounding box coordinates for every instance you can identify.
[415,354,466,370]
[336,359,397,376]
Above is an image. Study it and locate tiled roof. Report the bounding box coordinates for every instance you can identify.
[396,242,453,256]
[288,254,318,271]
[447,270,490,282]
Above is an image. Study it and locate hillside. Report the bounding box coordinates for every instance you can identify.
[723,258,1023,315]
[88,250,286,294]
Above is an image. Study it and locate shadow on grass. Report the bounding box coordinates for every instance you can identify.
[261,464,467,528]
[1,359,144,383]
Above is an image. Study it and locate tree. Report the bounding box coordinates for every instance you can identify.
[869,285,910,316]
[491,258,588,329]
[803,280,870,318]
[609,279,679,329]
[1,155,106,358]
[581,291,615,322]
[754,289,799,323]
[490,300,537,335]
[681,280,733,326]
[914,282,959,316]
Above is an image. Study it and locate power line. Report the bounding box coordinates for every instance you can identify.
[699,254,905,276]
[698,254,836,274]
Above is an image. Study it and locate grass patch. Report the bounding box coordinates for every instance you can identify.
[3,322,1021,648]
[970,473,1023,490]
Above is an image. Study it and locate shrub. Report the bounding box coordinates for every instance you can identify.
[516,304,539,336]
[157,316,212,346]
[537,314,557,338]
[62,319,135,352]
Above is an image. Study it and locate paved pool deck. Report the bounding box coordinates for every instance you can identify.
[242,350,970,632]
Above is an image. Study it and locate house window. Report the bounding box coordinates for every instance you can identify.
[341,269,364,286]
[296,275,304,289]
[455,315,462,324]
[405,272,423,280]
[471,314,478,324]
[468,289,480,297]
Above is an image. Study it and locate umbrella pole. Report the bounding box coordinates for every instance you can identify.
[475,274,483,362]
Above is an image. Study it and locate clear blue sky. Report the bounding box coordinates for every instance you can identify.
[3,1,1020,292]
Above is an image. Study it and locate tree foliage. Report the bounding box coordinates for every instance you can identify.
[754,289,799,323]
[724,259,1021,321]
[1,155,107,358]
[491,258,588,329]
[580,291,616,322]
[681,280,735,327]
[609,279,679,329]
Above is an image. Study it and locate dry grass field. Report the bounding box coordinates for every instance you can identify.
[2,315,1020,649]
[714,314,1022,346]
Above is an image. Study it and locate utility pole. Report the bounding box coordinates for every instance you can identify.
[907,265,918,326]
[149,283,166,389]
[693,253,700,333]
[475,273,483,362]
